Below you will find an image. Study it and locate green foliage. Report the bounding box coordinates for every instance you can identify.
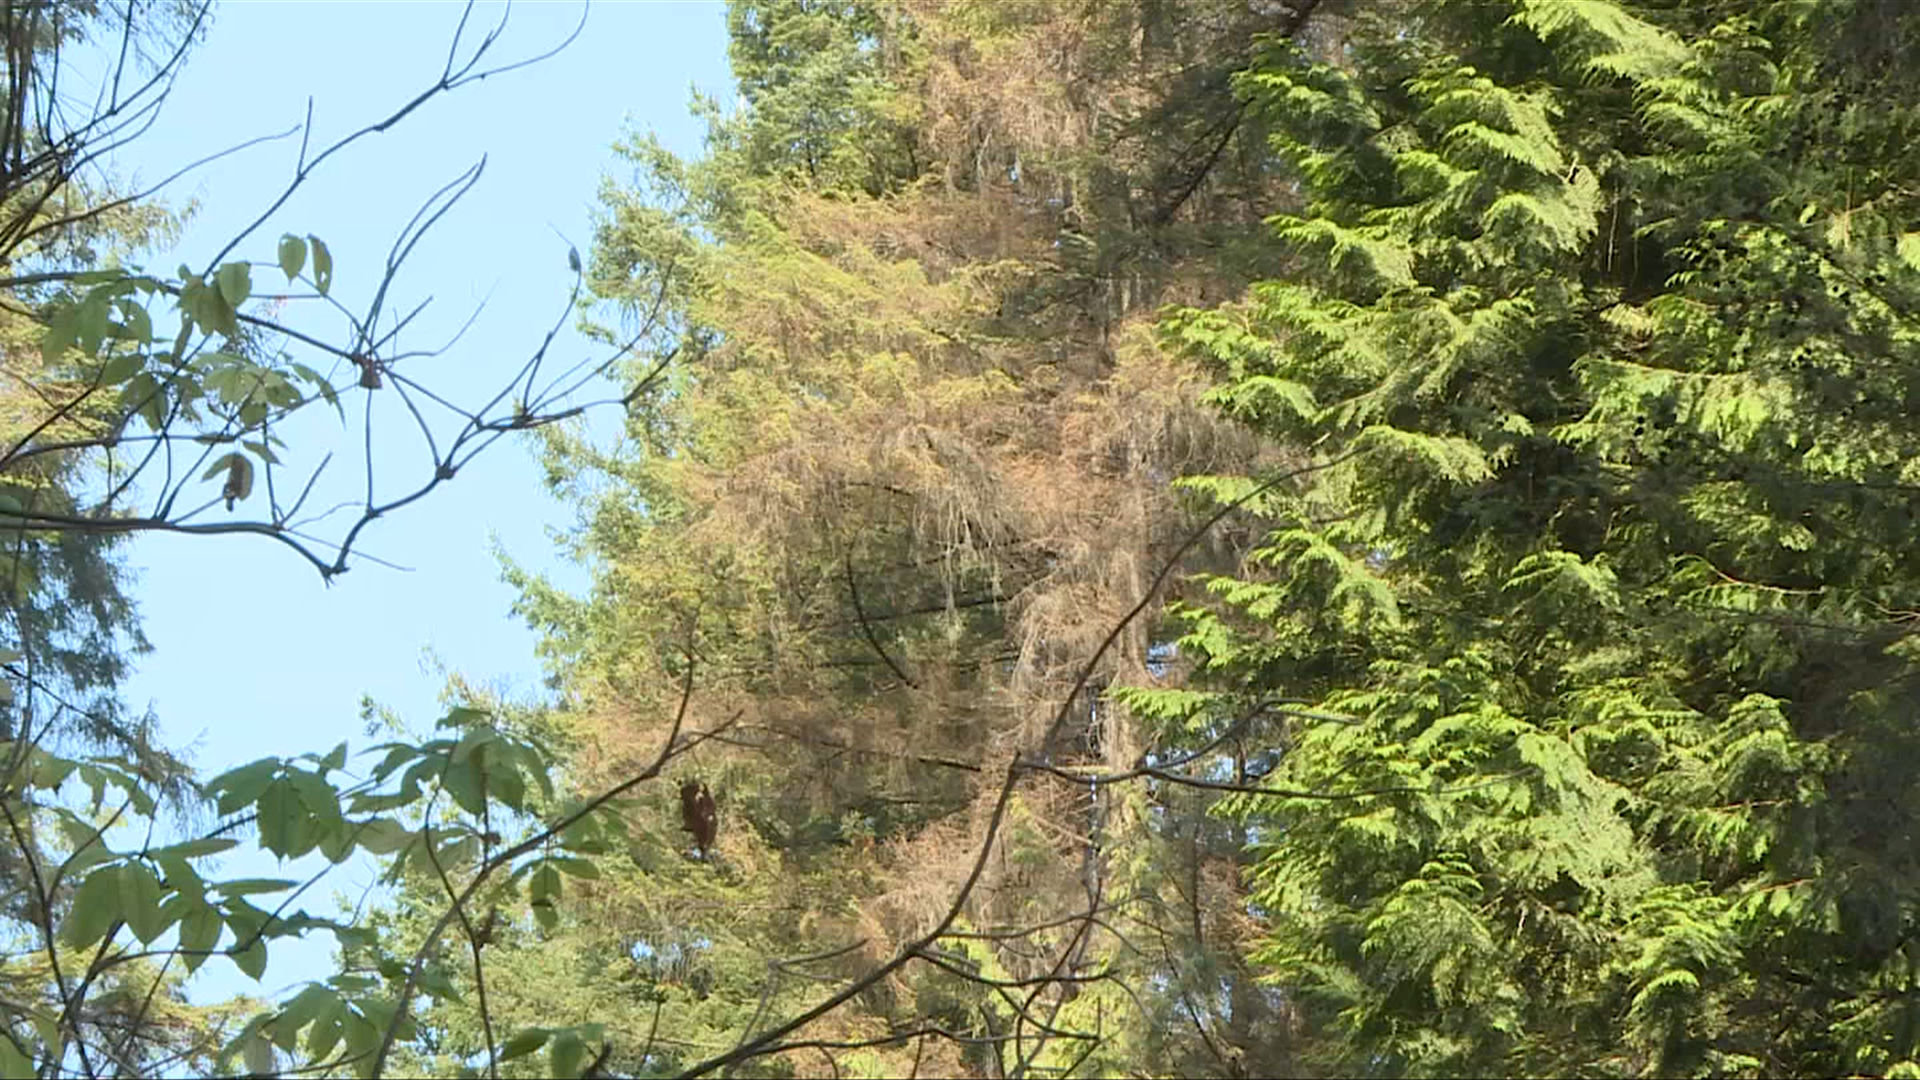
[0,691,641,1079]
[1154,0,1920,1074]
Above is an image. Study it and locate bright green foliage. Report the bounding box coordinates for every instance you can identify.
[0,691,645,1079]
[1146,0,1920,1075]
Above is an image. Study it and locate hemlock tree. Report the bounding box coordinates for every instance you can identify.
[449,0,1331,1076]
[1151,0,1920,1076]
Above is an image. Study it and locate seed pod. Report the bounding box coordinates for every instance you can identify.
[351,353,382,389]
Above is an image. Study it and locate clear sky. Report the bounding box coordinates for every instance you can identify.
[110,0,731,1005]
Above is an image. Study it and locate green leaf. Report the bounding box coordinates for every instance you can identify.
[345,1011,380,1079]
[180,276,238,337]
[26,747,72,789]
[416,964,464,1002]
[29,1010,61,1064]
[489,759,528,812]
[41,307,76,365]
[545,856,601,880]
[366,742,419,781]
[278,234,308,283]
[99,352,144,385]
[156,855,205,900]
[319,741,348,772]
[61,865,121,949]
[532,899,559,932]
[354,817,412,855]
[500,1027,550,1062]
[207,757,279,816]
[0,1030,32,1080]
[118,862,170,943]
[56,829,117,879]
[215,878,300,897]
[257,777,310,858]
[550,1030,587,1079]
[242,1028,274,1076]
[450,727,496,765]
[147,836,239,861]
[216,262,252,308]
[117,297,153,342]
[355,996,414,1047]
[441,760,489,817]
[309,236,333,295]
[75,295,111,356]
[179,902,223,973]
[274,984,336,1052]
[306,995,347,1060]
[530,861,562,904]
[441,705,490,729]
[232,936,268,980]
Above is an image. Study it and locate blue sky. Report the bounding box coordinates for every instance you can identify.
[109,0,731,1005]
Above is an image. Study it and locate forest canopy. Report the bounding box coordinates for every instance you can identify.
[10,0,1920,1077]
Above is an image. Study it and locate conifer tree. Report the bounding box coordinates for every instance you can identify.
[1150,0,1920,1075]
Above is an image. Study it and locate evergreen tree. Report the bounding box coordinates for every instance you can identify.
[1152,0,1920,1075]
[475,1,1324,1075]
